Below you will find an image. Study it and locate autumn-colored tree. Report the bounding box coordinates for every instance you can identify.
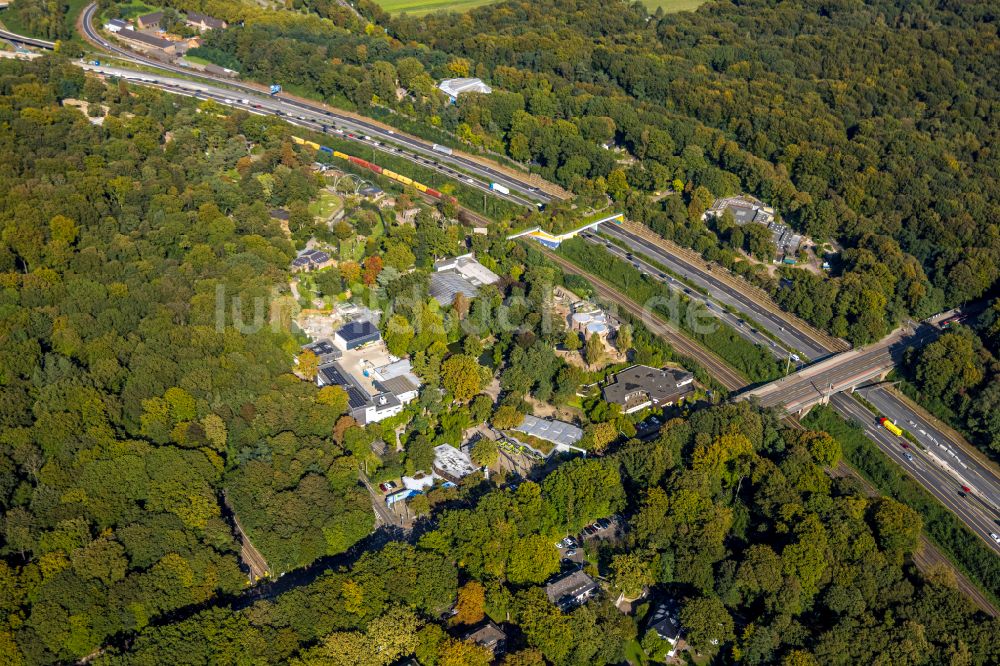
[453,581,486,625]
[297,349,319,380]
[452,291,470,320]
[340,261,361,285]
[363,256,383,286]
[333,415,358,445]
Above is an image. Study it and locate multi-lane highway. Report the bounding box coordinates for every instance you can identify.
[77,2,555,206]
[577,230,797,364]
[599,220,1000,549]
[832,394,1000,553]
[14,0,1000,559]
[80,63,543,209]
[599,222,837,359]
[857,386,1000,517]
[743,326,930,411]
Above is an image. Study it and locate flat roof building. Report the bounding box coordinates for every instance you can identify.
[316,359,413,425]
[432,444,478,483]
[302,339,342,365]
[438,77,492,103]
[515,415,583,449]
[603,365,694,414]
[333,320,380,351]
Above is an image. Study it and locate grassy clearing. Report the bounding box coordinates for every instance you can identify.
[374,0,497,15]
[308,190,344,222]
[642,0,706,12]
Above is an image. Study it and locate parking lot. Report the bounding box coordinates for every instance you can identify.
[555,516,620,562]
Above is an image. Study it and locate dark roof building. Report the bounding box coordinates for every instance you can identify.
[136,11,164,30]
[290,248,332,273]
[463,621,507,656]
[185,11,227,31]
[545,569,598,611]
[317,364,370,410]
[333,320,380,351]
[117,29,175,53]
[646,599,683,657]
[602,365,694,414]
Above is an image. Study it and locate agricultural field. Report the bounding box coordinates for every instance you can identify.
[642,0,705,11]
[374,0,497,16]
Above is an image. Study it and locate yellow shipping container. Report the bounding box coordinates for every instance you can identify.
[399,176,413,186]
[333,151,349,160]
[291,136,306,145]
[382,170,398,180]
[305,141,320,150]
[414,182,428,193]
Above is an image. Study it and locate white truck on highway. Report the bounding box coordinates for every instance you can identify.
[432,143,453,155]
[490,182,510,195]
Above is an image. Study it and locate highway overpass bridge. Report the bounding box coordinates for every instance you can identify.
[736,323,937,415]
[0,28,55,50]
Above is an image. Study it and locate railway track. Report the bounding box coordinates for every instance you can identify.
[540,248,747,392]
[826,462,998,616]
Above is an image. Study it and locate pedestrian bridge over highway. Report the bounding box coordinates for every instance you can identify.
[735,325,933,415]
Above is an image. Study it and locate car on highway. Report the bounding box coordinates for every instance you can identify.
[900,442,909,449]
[904,452,914,461]
[991,532,1000,544]
[961,485,972,494]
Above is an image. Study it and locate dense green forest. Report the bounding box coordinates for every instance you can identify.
[899,300,1000,458]
[2,0,999,661]
[0,58,373,662]
[98,402,1000,665]
[162,0,999,345]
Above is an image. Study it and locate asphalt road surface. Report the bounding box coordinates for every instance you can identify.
[577,230,797,365]
[599,223,831,359]
[79,3,551,206]
[831,393,1000,554]
[596,221,1000,550]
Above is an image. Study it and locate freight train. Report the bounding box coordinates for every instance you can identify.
[291,136,458,204]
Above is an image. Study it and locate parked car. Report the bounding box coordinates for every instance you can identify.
[379,481,397,493]
[583,525,599,536]
[565,549,577,557]
[596,518,612,530]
